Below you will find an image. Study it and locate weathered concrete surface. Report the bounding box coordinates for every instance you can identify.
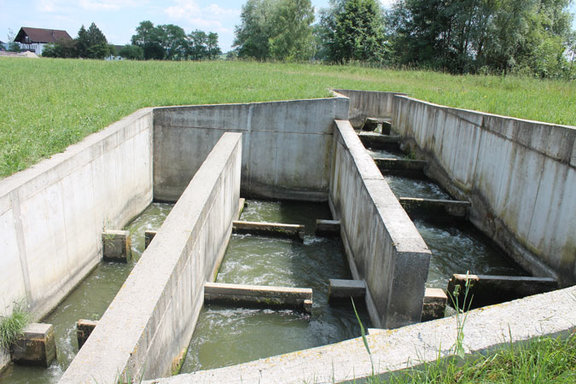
[76,319,98,349]
[421,288,447,322]
[153,97,349,202]
[374,158,427,175]
[204,282,313,312]
[447,274,558,309]
[102,230,131,262]
[0,108,153,336]
[315,219,341,236]
[399,197,470,218]
[333,89,407,128]
[330,120,431,329]
[393,95,576,285]
[144,230,157,249]
[232,220,305,239]
[59,133,242,383]
[11,323,56,367]
[144,285,576,384]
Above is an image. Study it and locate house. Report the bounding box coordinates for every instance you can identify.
[14,27,72,55]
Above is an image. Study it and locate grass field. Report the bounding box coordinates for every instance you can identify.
[1,58,575,178]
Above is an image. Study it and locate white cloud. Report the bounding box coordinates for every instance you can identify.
[379,0,397,9]
[165,0,240,31]
[79,0,142,11]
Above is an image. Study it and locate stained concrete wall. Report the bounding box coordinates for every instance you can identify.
[0,108,153,322]
[329,120,431,329]
[59,133,242,383]
[333,89,407,128]
[153,97,349,202]
[393,95,576,285]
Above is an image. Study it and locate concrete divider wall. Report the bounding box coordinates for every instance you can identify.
[333,89,407,128]
[59,133,242,383]
[0,108,154,325]
[393,95,576,285]
[329,120,431,329]
[153,97,349,202]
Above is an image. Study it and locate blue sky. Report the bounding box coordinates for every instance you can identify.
[0,0,574,52]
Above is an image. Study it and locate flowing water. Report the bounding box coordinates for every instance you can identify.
[384,174,452,200]
[0,203,172,384]
[366,147,405,160]
[181,200,370,373]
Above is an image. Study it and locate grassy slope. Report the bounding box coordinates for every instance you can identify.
[1,58,575,178]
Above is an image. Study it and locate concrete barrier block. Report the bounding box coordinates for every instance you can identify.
[421,288,448,322]
[232,221,305,240]
[447,274,558,309]
[374,158,427,175]
[358,132,402,150]
[205,282,313,313]
[76,319,98,349]
[315,219,340,237]
[102,230,131,262]
[399,197,470,218]
[11,323,56,367]
[328,279,366,304]
[144,230,157,249]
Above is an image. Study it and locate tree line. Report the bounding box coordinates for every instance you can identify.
[234,0,575,78]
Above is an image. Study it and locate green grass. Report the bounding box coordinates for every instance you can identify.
[0,302,30,352]
[380,334,576,384]
[1,58,575,178]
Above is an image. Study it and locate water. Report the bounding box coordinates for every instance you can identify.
[366,147,405,160]
[384,174,452,200]
[416,218,528,289]
[0,203,172,384]
[181,200,370,372]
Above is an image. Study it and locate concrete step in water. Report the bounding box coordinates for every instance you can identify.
[447,274,558,309]
[399,197,470,219]
[374,157,428,176]
[358,132,402,150]
[360,117,393,135]
[232,220,305,240]
[204,282,313,313]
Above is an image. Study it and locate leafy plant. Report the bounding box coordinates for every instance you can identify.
[448,272,474,358]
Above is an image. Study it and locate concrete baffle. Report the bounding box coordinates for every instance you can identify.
[102,230,132,262]
[315,219,341,237]
[328,279,366,304]
[144,230,157,249]
[76,320,98,349]
[11,323,56,367]
[421,288,448,321]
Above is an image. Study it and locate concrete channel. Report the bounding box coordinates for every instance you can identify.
[0,90,573,383]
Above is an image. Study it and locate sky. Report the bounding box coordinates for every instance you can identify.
[0,0,574,52]
[0,0,394,51]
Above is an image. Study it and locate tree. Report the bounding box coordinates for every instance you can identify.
[234,0,316,61]
[317,0,388,64]
[132,20,164,60]
[118,44,144,60]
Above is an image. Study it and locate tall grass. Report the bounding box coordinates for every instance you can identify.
[0,302,30,352]
[1,58,575,179]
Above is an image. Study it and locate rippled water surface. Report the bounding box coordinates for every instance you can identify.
[384,174,452,200]
[1,203,172,384]
[182,200,369,372]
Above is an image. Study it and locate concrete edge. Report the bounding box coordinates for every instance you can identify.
[144,285,576,384]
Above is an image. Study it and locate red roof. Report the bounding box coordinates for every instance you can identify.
[15,27,72,44]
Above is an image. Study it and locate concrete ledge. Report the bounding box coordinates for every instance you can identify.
[374,158,427,175]
[144,285,576,384]
[315,219,341,237]
[399,198,469,218]
[205,282,313,313]
[447,274,558,309]
[11,323,56,367]
[328,279,366,303]
[232,220,305,240]
[358,132,402,150]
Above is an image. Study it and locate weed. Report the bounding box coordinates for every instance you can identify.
[0,301,30,352]
[448,271,474,358]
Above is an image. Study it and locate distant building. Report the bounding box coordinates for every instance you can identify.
[14,27,73,55]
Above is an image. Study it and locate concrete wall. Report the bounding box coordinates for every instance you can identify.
[393,95,576,285]
[59,133,242,383]
[0,108,153,323]
[329,120,431,329]
[333,89,407,128]
[153,97,349,202]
